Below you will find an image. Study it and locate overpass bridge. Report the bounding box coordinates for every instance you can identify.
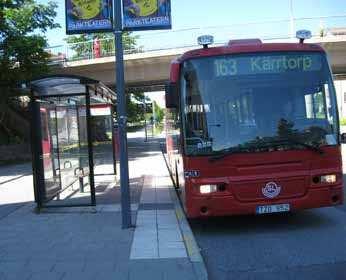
[50,35,346,91]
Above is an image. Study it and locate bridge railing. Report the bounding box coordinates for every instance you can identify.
[46,39,144,64]
[46,14,346,64]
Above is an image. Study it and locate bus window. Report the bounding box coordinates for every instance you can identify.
[304,90,326,119]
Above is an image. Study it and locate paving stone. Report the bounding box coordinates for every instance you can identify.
[158,229,183,242]
[61,271,97,280]
[159,248,187,259]
[92,271,127,280]
[163,267,197,280]
[83,260,116,273]
[129,262,164,280]
[25,260,56,273]
[130,247,158,259]
[139,203,174,210]
[0,135,198,280]
[0,261,29,273]
[52,261,85,273]
[2,271,33,280]
[28,272,64,280]
[114,260,130,280]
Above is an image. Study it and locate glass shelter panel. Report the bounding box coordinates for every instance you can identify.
[57,105,80,191]
[30,76,116,209]
[36,96,94,206]
[40,103,61,201]
[91,105,116,176]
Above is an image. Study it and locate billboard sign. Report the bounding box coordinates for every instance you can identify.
[122,0,172,31]
[66,0,114,34]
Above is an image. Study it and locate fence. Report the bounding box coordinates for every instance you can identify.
[46,14,346,63]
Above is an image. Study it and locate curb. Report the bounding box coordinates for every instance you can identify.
[160,145,208,280]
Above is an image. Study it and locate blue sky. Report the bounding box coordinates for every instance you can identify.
[41,0,346,48]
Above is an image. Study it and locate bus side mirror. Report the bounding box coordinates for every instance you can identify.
[341,133,346,143]
[165,82,178,108]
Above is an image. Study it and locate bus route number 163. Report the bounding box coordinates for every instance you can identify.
[215,59,238,77]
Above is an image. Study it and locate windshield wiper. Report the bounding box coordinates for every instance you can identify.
[208,138,323,162]
[273,138,324,154]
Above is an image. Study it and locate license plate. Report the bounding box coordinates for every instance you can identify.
[256,204,290,214]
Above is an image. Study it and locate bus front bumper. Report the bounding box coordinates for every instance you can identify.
[186,185,344,218]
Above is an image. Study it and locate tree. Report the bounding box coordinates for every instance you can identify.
[0,0,60,100]
[153,101,164,123]
[126,92,146,124]
[65,32,140,60]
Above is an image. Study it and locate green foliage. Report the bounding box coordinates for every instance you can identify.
[0,0,60,100]
[153,101,164,123]
[126,92,145,124]
[340,118,346,126]
[65,32,139,59]
[319,28,325,37]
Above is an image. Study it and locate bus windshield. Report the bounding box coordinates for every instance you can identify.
[181,52,339,156]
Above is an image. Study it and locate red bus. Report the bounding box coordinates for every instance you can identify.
[165,31,344,218]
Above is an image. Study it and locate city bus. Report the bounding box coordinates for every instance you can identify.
[165,31,345,218]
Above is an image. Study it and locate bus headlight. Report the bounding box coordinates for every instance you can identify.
[320,174,337,184]
[200,184,218,194]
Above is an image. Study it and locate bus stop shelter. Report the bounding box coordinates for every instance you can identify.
[29,75,117,209]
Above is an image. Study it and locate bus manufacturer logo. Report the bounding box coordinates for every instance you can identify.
[262,182,281,199]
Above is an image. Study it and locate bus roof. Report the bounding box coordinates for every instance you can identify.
[178,42,325,63]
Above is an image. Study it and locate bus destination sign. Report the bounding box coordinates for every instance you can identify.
[214,54,322,77]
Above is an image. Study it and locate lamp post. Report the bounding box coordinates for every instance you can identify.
[114,0,132,228]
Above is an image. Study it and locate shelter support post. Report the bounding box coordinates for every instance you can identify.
[30,97,44,209]
[86,87,96,206]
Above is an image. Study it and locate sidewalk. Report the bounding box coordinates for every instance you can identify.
[0,132,207,280]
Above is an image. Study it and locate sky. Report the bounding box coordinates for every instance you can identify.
[41,0,346,48]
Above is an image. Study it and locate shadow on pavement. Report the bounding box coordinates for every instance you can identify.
[0,202,29,220]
